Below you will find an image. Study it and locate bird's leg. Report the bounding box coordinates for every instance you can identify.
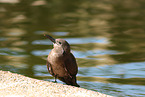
[54,74,58,83]
[54,77,57,83]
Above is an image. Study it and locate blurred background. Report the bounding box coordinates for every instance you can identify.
[0,0,145,96]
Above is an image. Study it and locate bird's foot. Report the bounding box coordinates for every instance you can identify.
[52,80,57,83]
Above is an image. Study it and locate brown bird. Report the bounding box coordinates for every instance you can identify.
[44,34,80,87]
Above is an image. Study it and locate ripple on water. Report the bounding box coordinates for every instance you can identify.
[78,61,145,78]
[79,81,145,97]
[32,37,109,45]
[33,65,49,76]
[0,37,7,41]
[52,32,69,36]
[31,49,51,56]
[72,50,120,59]
[31,49,119,59]
[0,48,25,56]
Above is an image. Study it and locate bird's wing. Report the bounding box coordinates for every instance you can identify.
[64,53,78,76]
[46,60,54,76]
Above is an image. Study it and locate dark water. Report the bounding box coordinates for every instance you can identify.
[0,0,145,96]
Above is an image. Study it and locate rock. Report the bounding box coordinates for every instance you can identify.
[0,70,112,97]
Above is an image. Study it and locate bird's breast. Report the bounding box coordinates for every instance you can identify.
[48,50,64,64]
[47,51,68,77]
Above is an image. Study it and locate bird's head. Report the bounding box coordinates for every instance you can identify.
[44,34,70,54]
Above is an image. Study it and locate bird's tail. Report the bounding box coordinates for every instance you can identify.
[65,76,80,87]
[59,76,80,87]
[73,82,80,87]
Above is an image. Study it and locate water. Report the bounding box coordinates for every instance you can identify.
[0,0,145,96]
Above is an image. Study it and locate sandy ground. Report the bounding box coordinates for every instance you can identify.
[0,70,112,97]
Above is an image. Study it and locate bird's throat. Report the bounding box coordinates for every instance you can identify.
[53,47,64,55]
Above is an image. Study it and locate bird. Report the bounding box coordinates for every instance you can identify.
[44,34,80,87]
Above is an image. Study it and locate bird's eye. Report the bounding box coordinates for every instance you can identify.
[59,42,61,44]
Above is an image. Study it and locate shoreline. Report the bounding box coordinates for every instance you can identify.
[0,70,112,97]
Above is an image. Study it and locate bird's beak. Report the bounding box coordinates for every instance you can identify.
[44,34,56,43]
